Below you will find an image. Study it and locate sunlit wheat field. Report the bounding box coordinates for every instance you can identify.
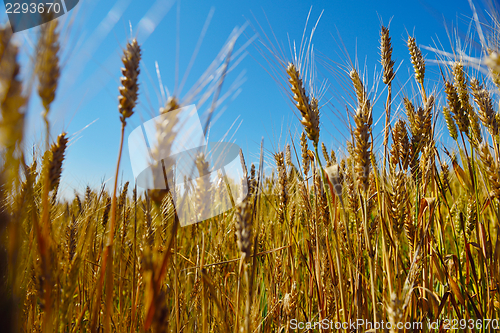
[1,0,500,332]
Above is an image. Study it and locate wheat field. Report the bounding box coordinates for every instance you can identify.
[1,3,500,333]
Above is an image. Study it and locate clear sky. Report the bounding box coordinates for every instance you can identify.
[1,0,489,197]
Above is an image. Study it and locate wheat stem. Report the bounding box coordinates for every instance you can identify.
[313,144,347,327]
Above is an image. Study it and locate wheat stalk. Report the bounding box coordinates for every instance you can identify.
[92,38,141,333]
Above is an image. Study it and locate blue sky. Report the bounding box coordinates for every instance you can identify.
[2,0,488,197]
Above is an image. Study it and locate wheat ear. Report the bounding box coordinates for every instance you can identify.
[286,63,320,144]
[0,26,25,188]
[470,78,498,138]
[380,26,395,85]
[390,119,411,170]
[350,69,372,192]
[47,132,68,193]
[407,36,426,101]
[275,151,287,224]
[300,131,310,177]
[443,106,458,141]
[486,49,500,91]
[118,39,141,124]
[445,81,469,134]
[478,143,500,199]
[37,20,60,115]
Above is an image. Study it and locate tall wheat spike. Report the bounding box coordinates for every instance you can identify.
[92,38,142,333]
[380,26,395,85]
[350,69,372,192]
[118,39,141,123]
